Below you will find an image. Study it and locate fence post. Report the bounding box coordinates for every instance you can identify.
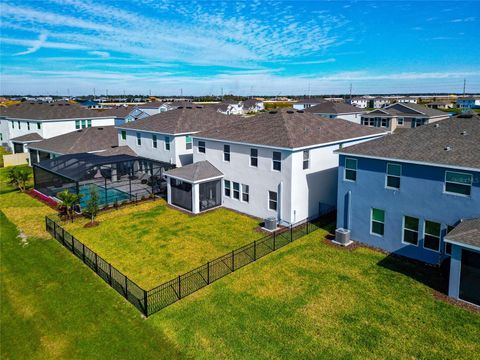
[82,243,86,262]
[45,217,48,232]
[125,277,128,298]
[95,253,98,272]
[53,221,56,239]
[231,250,235,271]
[143,290,148,317]
[109,263,112,285]
[273,231,276,251]
[178,276,181,299]
[61,227,66,245]
[207,261,210,284]
[253,240,257,261]
[71,237,75,254]
[290,224,293,242]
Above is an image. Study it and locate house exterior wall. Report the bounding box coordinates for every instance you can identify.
[448,245,480,303]
[0,118,11,149]
[336,155,480,264]
[117,129,193,166]
[313,112,362,124]
[293,102,321,110]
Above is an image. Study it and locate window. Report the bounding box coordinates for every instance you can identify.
[303,150,309,170]
[224,144,230,162]
[381,118,388,128]
[11,121,14,129]
[87,119,92,127]
[397,117,404,125]
[386,163,401,189]
[0,133,2,141]
[165,136,170,150]
[186,135,192,150]
[18,121,21,129]
[250,148,258,167]
[424,220,441,252]
[81,120,86,128]
[121,130,126,140]
[445,171,472,196]
[75,120,81,129]
[445,225,455,255]
[371,208,385,236]
[152,134,157,148]
[242,184,249,202]
[268,191,278,211]
[37,123,41,129]
[198,141,205,153]
[403,216,419,245]
[136,132,141,146]
[27,122,30,130]
[224,180,231,197]
[272,151,281,171]
[344,158,357,181]
[233,182,240,199]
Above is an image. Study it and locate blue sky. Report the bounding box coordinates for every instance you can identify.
[1,0,479,95]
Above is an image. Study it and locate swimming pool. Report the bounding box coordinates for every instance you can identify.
[78,184,131,207]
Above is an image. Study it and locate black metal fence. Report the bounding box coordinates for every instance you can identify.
[46,209,334,317]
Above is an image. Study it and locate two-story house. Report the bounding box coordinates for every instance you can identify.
[348,97,370,109]
[335,114,480,305]
[116,106,239,166]
[360,102,449,131]
[293,98,325,110]
[304,101,365,124]
[164,109,386,224]
[0,101,121,153]
[456,97,479,110]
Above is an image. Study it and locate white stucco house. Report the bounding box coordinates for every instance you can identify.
[304,102,365,124]
[348,97,370,109]
[116,106,240,167]
[292,98,325,110]
[164,109,387,224]
[124,101,196,122]
[0,101,122,154]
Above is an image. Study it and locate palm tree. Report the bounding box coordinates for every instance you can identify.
[57,189,83,222]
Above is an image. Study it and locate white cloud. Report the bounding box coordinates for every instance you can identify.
[88,51,110,59]
[13,32,48,55]
[291,58,336,65]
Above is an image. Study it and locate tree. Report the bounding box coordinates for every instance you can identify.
[57,189,83,222]
[7,166,30,192]
[84,186,99,224]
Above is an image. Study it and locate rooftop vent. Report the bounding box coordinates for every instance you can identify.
[186,106,192,109]
[178,106,184,109]
[297,110,304,113]
[50,104,55,106]
[98,127,103,130]
[434,123,440,128]
[286,110,294,114]
[444,146,452,151]
[269,110,277,114]
[461,130,468,135]
[196,106,202,109]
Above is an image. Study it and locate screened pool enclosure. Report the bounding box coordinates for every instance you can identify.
[33,153,174,208]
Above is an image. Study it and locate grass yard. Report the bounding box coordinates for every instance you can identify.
[59,200,262,288]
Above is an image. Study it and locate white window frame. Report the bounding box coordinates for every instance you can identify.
[185,135,192,150]
[136,132,141,146]
[241,184,249,203]
[272,151,281,171]
[223,144,230,162]
[198,141,205,153]
[250,148,258,167]
[268,191,277,211]
[385,163,401,190]
[401,215,419,246]
[224,180,231,197]
[164,136,170,150]
[232,182,240,200]
[344,157,357,182]
[370,208,385,237]
[152,134,157,148]
[423,220,441,253]
[444,170,472,197]
[397,117,404,125]
[303,150,309,170]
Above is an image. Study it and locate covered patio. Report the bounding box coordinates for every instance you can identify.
[445,218,480,307]
[164,161,223,214]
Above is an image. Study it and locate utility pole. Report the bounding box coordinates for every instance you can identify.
[180,88,183,97]
[349,83,352,101]
[106,89,109,98]
[463,78,466,97]
[149,89,152,97]
[308,82,311,98]
[221,87,224,100]
[93,88,96,97]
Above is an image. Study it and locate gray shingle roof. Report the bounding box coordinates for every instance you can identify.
[10,133,43,142]
[337,114,480,169]
[28,126,119,154]
[304,102,364,114]
[118,107,239,135]
[0,101,115,120]
[96,106,135,118]
[198,108,386,149]
[164,161,223,183]
[364,103,447,117]
[445,218,480,249]
[294,98,325,104]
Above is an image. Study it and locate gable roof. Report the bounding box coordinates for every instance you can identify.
[304,101,364,114]
[10,133,43,143]
[117,107,239,135]
[164,161,223,183]
[197,109,386,149]
[96,105,135,118]
[0,101,114,120]
[365,103,447,117]
[445,218,480,250]
[337,114,480,170]
[294,98,325,104]
[29,126,119,154]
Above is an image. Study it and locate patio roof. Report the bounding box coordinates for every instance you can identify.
[164,161,223,183]
[445,218,480,251]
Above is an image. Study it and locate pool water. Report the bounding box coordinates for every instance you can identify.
[78,184,131,207]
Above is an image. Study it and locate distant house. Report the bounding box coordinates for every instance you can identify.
[124,101,195,122]
[164,109,386,222]
[397,97,418,104]
[370,97,393,109]
[335,114,480,306]
[79,100,102,109]
[293,98,325,110]
[426,101,455,110]
[116,106,239,166]
[360,103,449,131]
[456,97,478,109]
[0,101,120,154]
[215,99,264,115]
[304,102,365,124]
[242,99,265,113]
[348,97,370,109]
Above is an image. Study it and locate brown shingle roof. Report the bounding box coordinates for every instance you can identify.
[118,107,239,135]
[28,126,119,154]
[337,115,480,169]
[445,218,480,249]
[10,133,43,142]
[365,103,447,117]
[95,105,135,118]
[0,101,115,120]
[304,101,364,114]
[198,109,386,149]
[164,161,223,183]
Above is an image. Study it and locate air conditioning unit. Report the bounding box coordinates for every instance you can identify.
[334,228,352,246]
[264,217,277,231]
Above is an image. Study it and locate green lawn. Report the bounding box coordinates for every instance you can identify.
[59,200,262,288]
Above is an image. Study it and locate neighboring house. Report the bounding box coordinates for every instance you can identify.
[369,97,393,109]
[426,101,455,110]
[456,97,478,109]
[360,102,449,131]
[242,99,265,113]
[397,97,418,104]
[335,114,480,305]
[304,101,365,124]
[215,101,244,115]
[79,100,102,109]
[165,109,386,224]
[293,98,325,110]
[0,117,10,149]
[116,106,239,166]
[124,101,194,122]
[27,126,133,164]
[0,101,120,154]
[348,97,370,109]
